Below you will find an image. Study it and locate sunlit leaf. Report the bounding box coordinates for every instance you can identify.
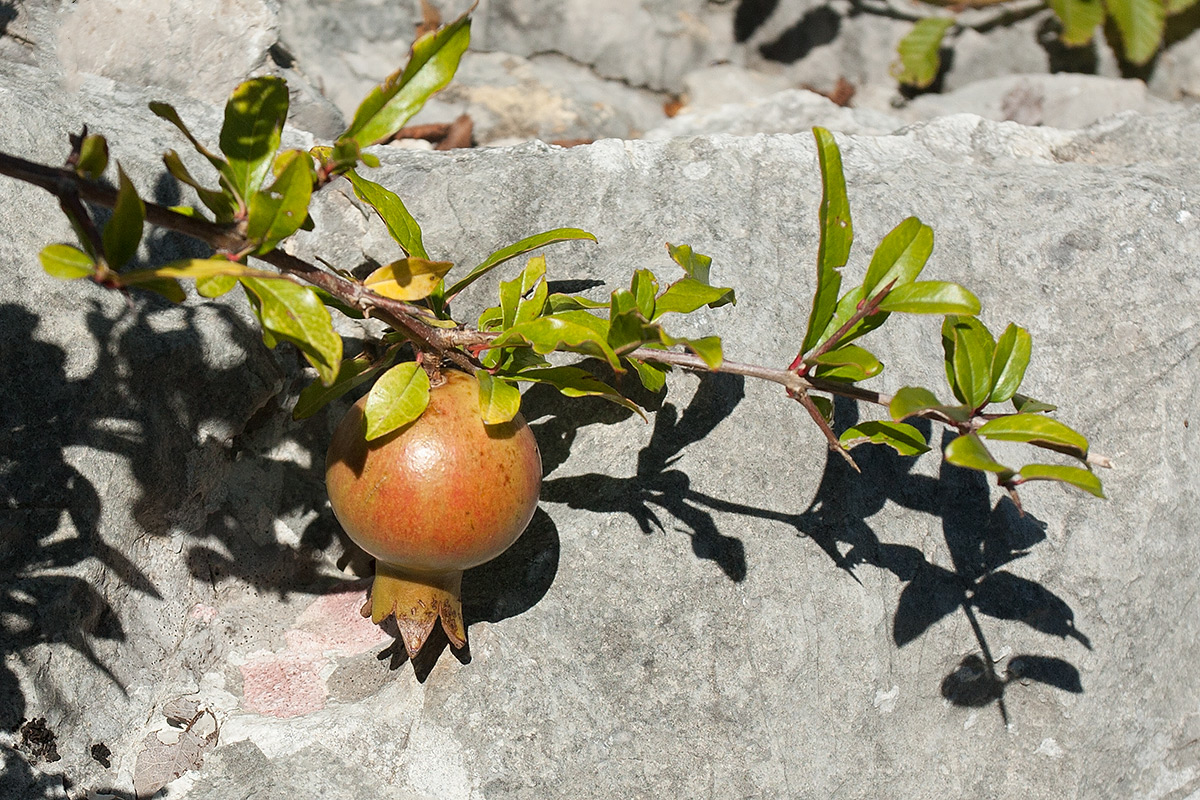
[944,316,994,409]
[877,281,980,315]
[364,257,455,301]
[839,420,931,455]
[815,285,888,349]
[347,169,429,259]
[1167,0,1199,13]
[666,334,724,370]
[1108,0,1165,64]
[246,150,314,253]
[989,323,1032,404]
[944,433,1014,477]
[807,343,883,382]
[476,371,522,424]
[102,166,145,269]
[1047,0,1105,46]
[240,277,343,385]
[666,242,713,284]
[293,351,392,419]
[893,17,954,89]
[219,76,289,203]
[40,243,96,279]
[890,385,973,423]
[444,228,597,300]
[75,134,108,180]
[490,310,621,372]
[515,366,645,417]
[800,127,853,356]
[545,293,609,312]
[498,255,547,328]
[977,413,1089,459]
[652,278,735,319]
[364,362,430,440]
[625,356,669,393]
[630,269,659,319]
[1018,463,1105,498]
[119,259,278,288]
[861,217,934,297]
[341,13,472,147]
[197,275,237,298]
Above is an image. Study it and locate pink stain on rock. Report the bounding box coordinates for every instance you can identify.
[240,652,327,719]
[238,584,390,719]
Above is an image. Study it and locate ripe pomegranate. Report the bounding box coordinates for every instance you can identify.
[325,368,542,657]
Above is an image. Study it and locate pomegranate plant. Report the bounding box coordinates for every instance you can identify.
[0,10,1107,659]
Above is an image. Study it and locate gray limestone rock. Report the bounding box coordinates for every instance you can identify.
[2,35,1200,800]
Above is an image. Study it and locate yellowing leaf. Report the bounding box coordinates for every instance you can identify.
[364,257,455,301]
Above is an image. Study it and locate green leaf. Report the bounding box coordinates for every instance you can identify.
[364,362,430,440]
[800,127,853,356]
[312,286,365,319]
[651,278,735,319]
[499,255,548,328]
[666,242,713,284]
[815,285,888,349]
[197,274,237,298]
[989,323,1032,404]
[1047,0,1105,46]
[977,414,1089,460]
[364,257,455,301]
[476,371,523,424]
[890,386,973,424]
[546,293,609,313]
[103,166,145,269]
[133,278,186,303]
[1018,463,1105,498]
[346,169,429,259]
[515,366,645,418]
[119,258,278,286]
[839,421,931,456]
[808,343,883,382]
[943,316,995,409]
[944,433,1014,477]
[630,269,659,319]
[150,101,226,172]
[75,134,108,180]
[341,13,472,148]
[861,217,934,298]
[445,228,597,300]
[1167,0,1199,13]
[877,281,980,315]
[1107,0,1165,64]
[893,17,954,89]
[625,357,669,393]
[666,334,724,370]
[293,351,393,420]
[810,395,834,424]
[607,291,656,354]
[162,150,237,222]
[246,150,314,253]
[219,76,289,204]
[40,244,96,279]
[491,310,621,371]
[240,277,343,385]
[1012,393,1058,414]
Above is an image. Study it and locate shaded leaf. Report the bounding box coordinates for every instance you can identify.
[444,228,597,300]
[342,13,472,147]
[364,362,430,440]
[103,166,145,269]
[1108,0,1165,64]
[40,243,95,279]
[1012,393,1058,413]
[515,366,645,417]
[150,101,226,173]
[545,293,608,313]
[890,386,972,423]
[133,727,214,800]
[800,126,853,356]
[293,351,393,420]
[1167,0,1199,12]
[877,281,980,315]
[944,433,1014,477]
[476,371,523,424]
[666,242,713,284]
[219,76,289,203]
[989,323,1032,404]
[364,257,455,301]
[240,277,343,385]
[807,343,883,382]
[978,413,1089,459]
[839,420,931,455]
[893,17,954,89]
[861,216,934,297]
[625,356,669,393]
[75,134,108,180]
[810,394,835,424]
[1048,0,1105,45]
[246,150,315,253]
[347,169,429,259]
[652,278,735,319]
[1017,463,1105,498]
[162,150,237,222]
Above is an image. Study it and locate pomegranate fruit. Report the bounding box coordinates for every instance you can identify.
[325,368,542,657]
